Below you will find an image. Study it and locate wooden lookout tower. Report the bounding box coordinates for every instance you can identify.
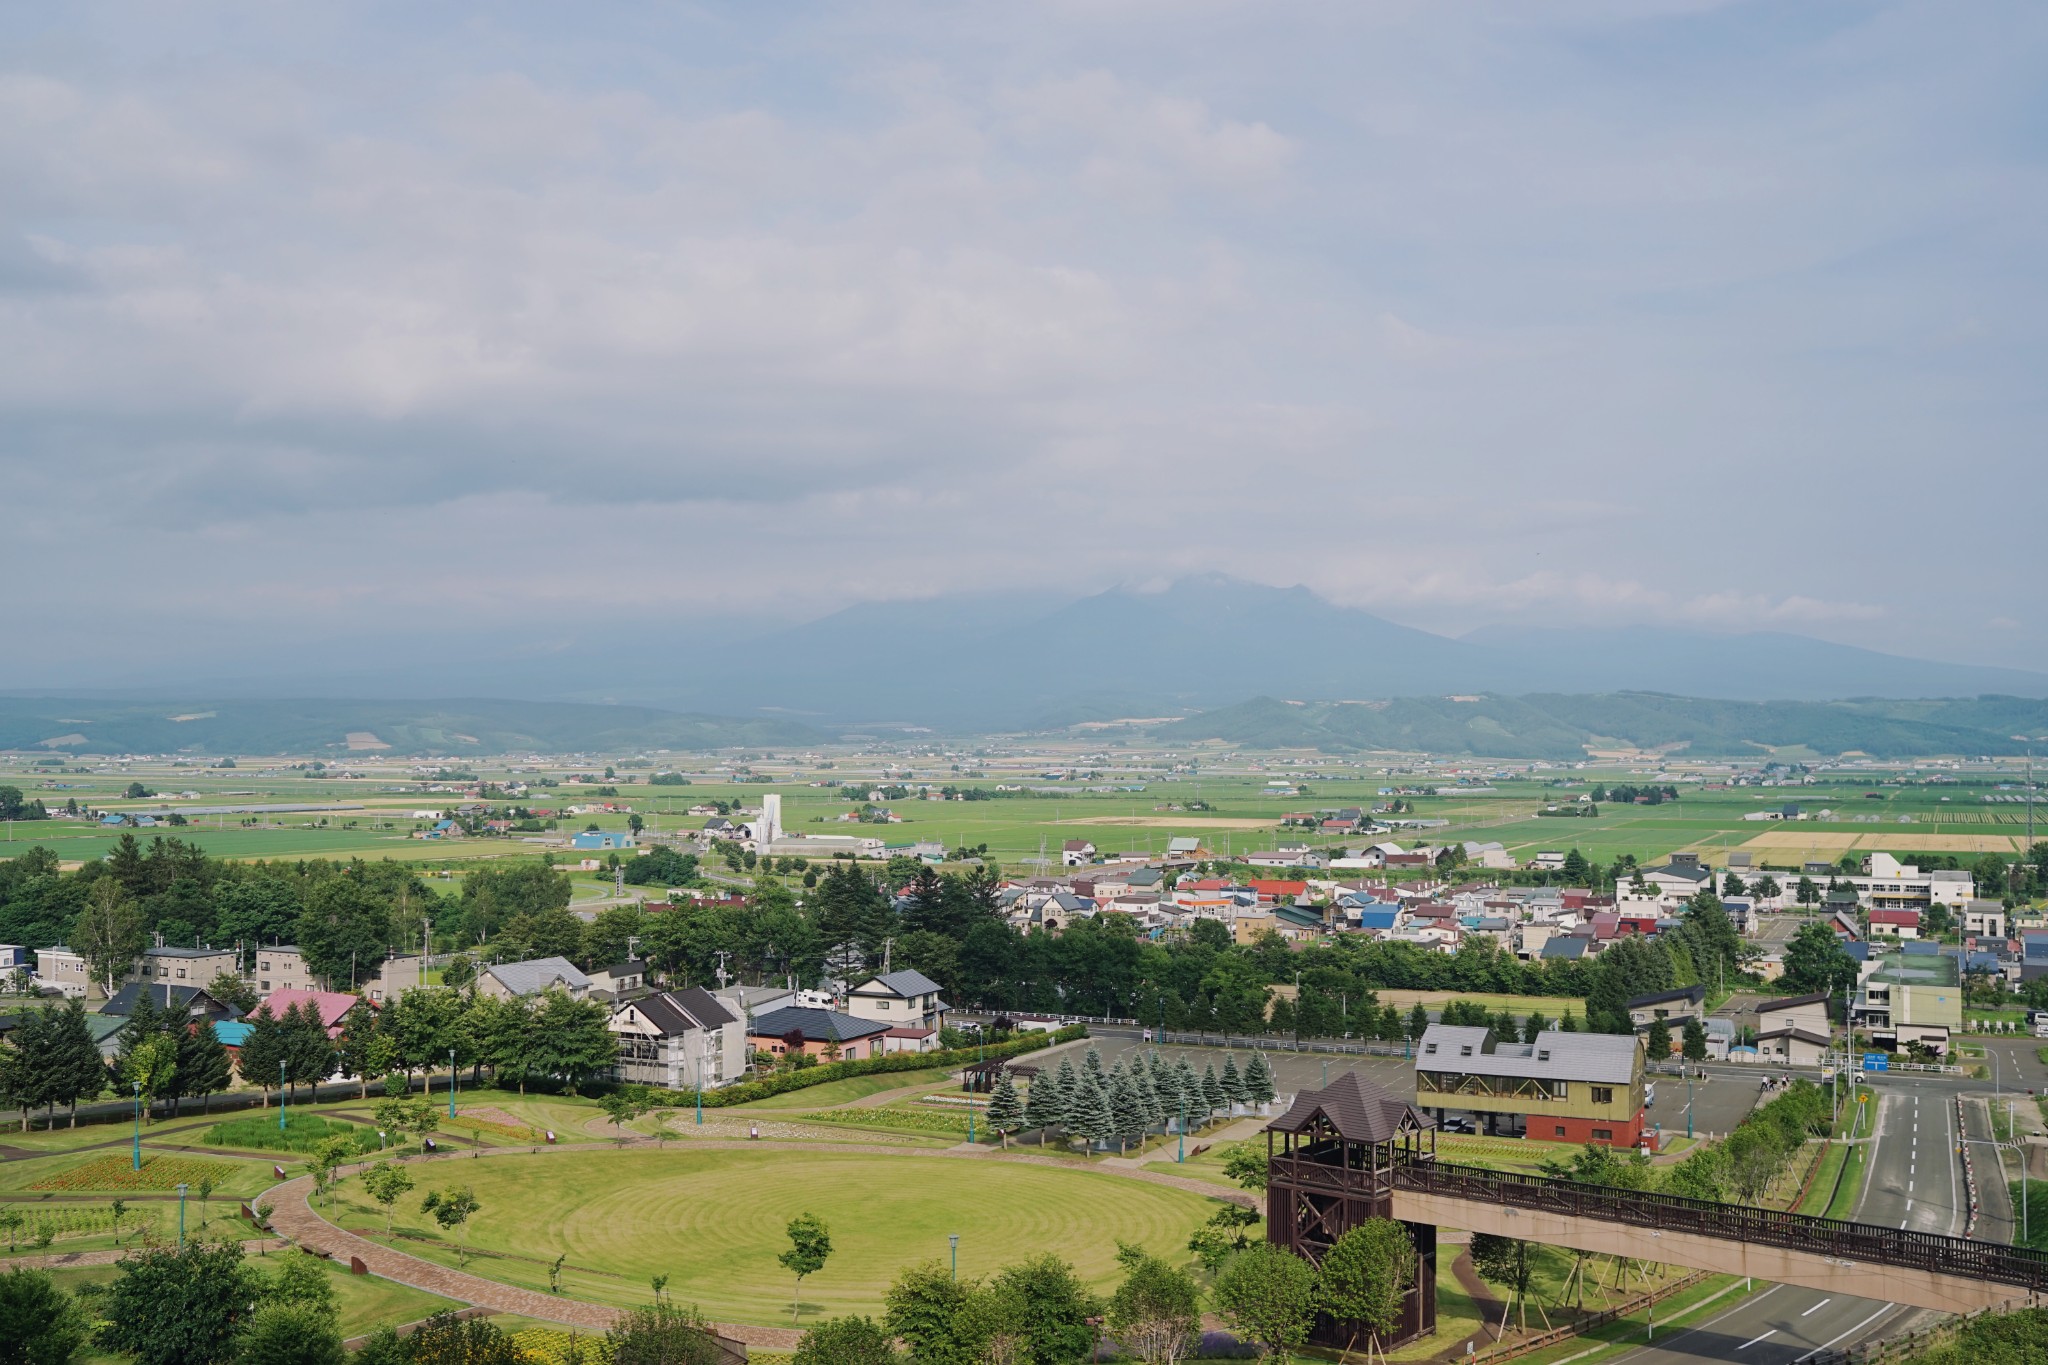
[1265,1071,1440,1349]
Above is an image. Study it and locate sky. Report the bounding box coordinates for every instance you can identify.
[5,0,2046,686]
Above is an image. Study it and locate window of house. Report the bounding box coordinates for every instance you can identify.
[260,980,270,991]
[1459,1045,1473,1057]
[1536,1049,1549,1061]
[1592,1129,1613,1142]
[176,969,187,980]
[1554,1126,1567,1137]
[1424,1043,1437,1055]
[1591,1087,1613,1105]
[877,1000,889,1010]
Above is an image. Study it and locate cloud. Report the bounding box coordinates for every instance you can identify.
[0,1,2043,682]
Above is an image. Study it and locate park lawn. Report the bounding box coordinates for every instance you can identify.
[317,1258,464,1336]
[1370,989,1584,1020]
[327,1147,1221,1326]
[728,1066,961,1111]
[0,1146,274,1197]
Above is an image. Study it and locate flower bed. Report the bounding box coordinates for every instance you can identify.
[512,1327,609,1365]
[0,1203,166,1247]
[447,1109,538,1143]
[206,1113,380,1156]
[804,1106,973,1136]
[29,1154,238,1193]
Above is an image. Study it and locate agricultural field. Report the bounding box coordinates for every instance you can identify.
[3,747,2038,876]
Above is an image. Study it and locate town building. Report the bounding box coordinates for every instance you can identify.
[138,945,239,989]
[610,987,745,1091]
[1414,1023,1647,1147]
[1856,953,1960,1056]
[1753,991,1833,1066]
[255,946,318,995]
[476,956,593,1001]
[1624,985,1706,1034]
[34,947,95,999]
[747,1005,892,1062]
[843,969,948,1031]
[254,988,368,1038]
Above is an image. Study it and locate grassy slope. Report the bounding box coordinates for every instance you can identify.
[326,1147,1221,1326]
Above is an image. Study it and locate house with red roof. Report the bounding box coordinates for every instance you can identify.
[1249,879,1308,904]
[254,989,370,1038]
[1869,907,1922,939]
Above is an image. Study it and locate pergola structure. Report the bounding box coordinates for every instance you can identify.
[1265,1071,1440,1349]
[960,1059,1039,1094]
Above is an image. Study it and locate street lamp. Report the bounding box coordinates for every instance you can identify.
[177,1183,189,1249]
[1177,1092,1186,1164]
[695,1050,704,1126]
[1686,1069,1694,1140]
[279,1060,288,1133]
[448,1047,457,1120]
[131,1081,142,1171]
[949,1233,960,1281]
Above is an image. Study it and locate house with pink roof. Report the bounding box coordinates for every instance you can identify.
[254,988,370,1038]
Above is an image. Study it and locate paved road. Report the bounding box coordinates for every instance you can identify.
[1608,1075,1962,1365]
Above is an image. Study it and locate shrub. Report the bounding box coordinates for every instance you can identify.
[648,1026,1084,1110]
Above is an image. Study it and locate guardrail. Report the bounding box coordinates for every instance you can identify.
[1391,1160,2048,1294]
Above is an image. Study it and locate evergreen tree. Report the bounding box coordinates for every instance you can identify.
[335,1001,380,1099]
[177,1020,233,1116]
[1560,1009,1581,1033]
[1406,1003,1430,1041]
[1220,1054,1247,1110]
[1109,1070,1146,1153]
[1244,1052,1276,1109]
[282,1002,337,1099]
[1682,1016,1709,1063]
[53,1000,109,1127]
[8,1006,58,1128]
[1135,1062,1164,1132]
[1081,1045,1104,1080]
[1023,1073,1061,1144]
[1069,1071,1113,1150]
[1052,1056,1080,1115]
[1201,1063,1225,1116]
[985,1070,1024,1149]
[239,1005,286,1106]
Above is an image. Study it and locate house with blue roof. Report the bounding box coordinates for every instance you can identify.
[571,830,637,851]
[1540,936,1590,961]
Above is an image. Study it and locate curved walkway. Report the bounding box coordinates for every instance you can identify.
[264,1132,1258,1351]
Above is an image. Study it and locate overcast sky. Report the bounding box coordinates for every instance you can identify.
[6,1,2046,684]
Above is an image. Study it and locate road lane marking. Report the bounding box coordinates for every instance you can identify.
[1738,1330,1778,1350]
[1801,1298,1832,1316]
[1797,1306,1898,1362]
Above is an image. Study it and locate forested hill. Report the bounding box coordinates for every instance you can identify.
[0,696,824,757]
[1152,693,2048,759]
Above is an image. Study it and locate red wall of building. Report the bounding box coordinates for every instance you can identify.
[1525,1110,1645,1148]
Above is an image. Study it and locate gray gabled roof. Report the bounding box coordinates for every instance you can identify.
[483,956,591,997]
[854,968,943,1000]
[749,1005,891,1043]
[618,987,736,1036]
[1416,1023,1638,1086]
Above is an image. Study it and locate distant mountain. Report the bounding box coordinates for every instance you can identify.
[1155,693,2048,759]
[636,577,2048,728]
[0,697,824,757]
[1461,624,2048,703]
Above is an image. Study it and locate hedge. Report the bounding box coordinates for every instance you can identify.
[637,1024,1086,1109]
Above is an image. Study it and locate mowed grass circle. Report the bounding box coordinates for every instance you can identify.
[387,1148,1222,1325]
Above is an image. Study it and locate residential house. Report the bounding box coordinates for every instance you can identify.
[843,969,948,1031]
[33,947,95,999]
[1963,900,2008,939]
[476,956,593,1001]
[589,960,651,997]
[1625,985,1706,1034]
[362,955,422,1005]
[253,989,368,1039]
[748,1006,893,1062]
[1868,908,1922,939]
[255,946,318,994]
[570,831,637,852]
[137,945,239,990]
[1060,839,1096,867]
[610,987,745,1091]
[100,983,235,1025]
[1753,991,1832,1066]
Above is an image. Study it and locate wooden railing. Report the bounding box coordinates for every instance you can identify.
[1391,1160,2048,1294]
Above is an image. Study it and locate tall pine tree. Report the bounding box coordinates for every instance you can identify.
[1201,1063,1225,1117]
[986,1070,1024,1150]
[1220,1054,1246,1111]
[238,1004,286,1106]
[1244,1053,1275,1110]
[178,1020,234,1115]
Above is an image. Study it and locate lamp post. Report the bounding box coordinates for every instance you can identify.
[1177,1093,1186,1163]
[279,1061,288,1133]
[695,1050,704,1126]
[177,1183,188,1249]
[131,1081,142,1171]
[949,1233,960,1281]
[448,1047,457,1120]
[1686,1068,1694,1139]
